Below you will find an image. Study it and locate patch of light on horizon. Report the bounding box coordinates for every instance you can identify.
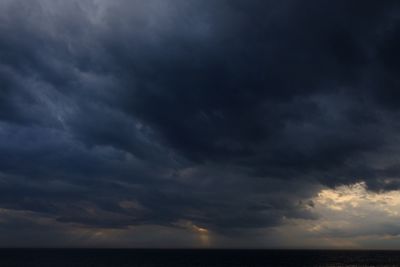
[273,182,400,249]
[316,182,400,217]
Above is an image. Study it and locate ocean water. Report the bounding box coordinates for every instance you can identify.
[0,249,400,267]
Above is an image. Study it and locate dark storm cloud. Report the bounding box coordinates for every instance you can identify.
[2,0,400,246]
[105,0,400,184]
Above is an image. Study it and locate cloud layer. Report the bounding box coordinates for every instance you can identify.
[2,0,400,247]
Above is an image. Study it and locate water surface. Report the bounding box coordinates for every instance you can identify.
[1,249,400,267]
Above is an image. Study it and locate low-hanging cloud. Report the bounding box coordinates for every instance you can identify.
[2,0,400,247]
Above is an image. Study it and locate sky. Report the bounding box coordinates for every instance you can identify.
[2,0,400,249]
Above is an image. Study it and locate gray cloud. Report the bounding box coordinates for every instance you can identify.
[1,0,400,247]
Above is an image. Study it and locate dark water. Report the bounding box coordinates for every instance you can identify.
[1,249,400,267]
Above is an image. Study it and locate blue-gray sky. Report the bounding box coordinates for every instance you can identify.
[2,0,400,248]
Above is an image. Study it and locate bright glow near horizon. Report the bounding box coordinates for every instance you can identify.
[275,182,400,249]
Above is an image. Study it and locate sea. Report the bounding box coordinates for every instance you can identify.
[1,249,400,267]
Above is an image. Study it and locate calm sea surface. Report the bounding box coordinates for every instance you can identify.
[1,249,400,267]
